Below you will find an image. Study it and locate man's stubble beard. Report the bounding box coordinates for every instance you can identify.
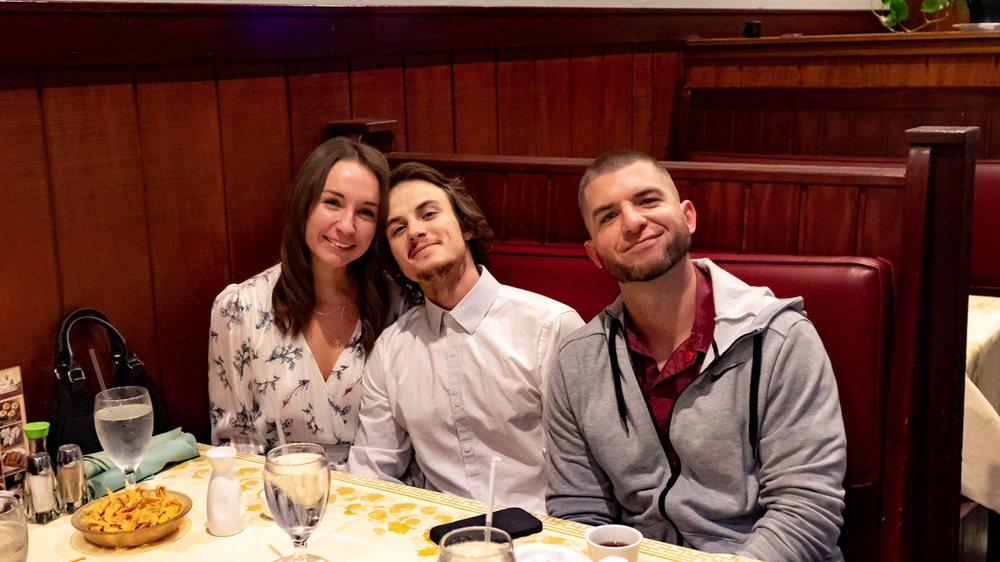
[415,253,468,290]
[601,226,692,283]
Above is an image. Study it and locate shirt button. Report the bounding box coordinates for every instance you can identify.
[463,444,472,452]
[685,351,695,363]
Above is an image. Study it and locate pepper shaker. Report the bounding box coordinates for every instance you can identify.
[56,444,88,513]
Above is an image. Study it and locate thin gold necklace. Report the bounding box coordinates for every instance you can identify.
[313,303,348,316]
[314,303,350,348]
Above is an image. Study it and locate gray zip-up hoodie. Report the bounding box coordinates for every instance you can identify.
[545,259,846,562]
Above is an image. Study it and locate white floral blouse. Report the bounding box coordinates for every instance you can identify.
[208,264,366,464]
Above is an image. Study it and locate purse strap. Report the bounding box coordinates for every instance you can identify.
[53,308,144,383]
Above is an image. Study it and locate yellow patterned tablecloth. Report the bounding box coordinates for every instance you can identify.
[27,445,754,562]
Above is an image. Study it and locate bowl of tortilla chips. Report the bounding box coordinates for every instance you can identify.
[71,485,192,548]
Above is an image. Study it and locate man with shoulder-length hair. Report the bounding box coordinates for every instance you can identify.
[545,150,847,561]
[347,162,584,513]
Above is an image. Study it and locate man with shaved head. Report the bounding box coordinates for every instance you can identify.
[544,150,847,562]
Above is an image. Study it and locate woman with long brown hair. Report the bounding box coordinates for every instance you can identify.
[208,137,394,466]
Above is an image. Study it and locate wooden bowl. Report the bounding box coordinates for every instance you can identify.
[70,491,192,548]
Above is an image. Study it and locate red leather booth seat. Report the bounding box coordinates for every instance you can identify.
[490,243,893,560]
[688,151,1000,296]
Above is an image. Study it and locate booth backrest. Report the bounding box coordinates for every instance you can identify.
[491,244,893,562]
[688,151,1000,297]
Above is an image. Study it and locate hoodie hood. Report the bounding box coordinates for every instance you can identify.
[600,258,805,367]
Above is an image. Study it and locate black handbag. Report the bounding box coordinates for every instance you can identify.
[49,309,170,454]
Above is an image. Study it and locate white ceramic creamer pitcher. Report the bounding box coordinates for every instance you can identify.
[206,446,245,536]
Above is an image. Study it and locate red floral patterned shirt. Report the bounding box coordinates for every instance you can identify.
[625,268,715,462]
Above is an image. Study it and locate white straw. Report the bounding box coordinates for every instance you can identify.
[89,348,108,393]
[484,456,502,544]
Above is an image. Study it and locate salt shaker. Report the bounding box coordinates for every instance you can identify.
[206,445,245,536]
[56,444,88,514]
[23,422,62,524]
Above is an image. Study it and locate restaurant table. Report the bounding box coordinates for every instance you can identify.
[27,444,756,562]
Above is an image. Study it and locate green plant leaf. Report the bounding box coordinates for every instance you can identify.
[891,0,911,21]
[922,0,949,12]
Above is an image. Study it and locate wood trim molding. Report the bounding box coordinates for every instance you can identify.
[685,30,1000,59]
[387,151,907,186]
[686,87,1000,110]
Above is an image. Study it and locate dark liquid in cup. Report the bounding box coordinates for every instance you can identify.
[598,541,632,547]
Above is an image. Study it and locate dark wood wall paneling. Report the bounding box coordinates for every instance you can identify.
[43,66,163,424]
[0,4,908,443]
[0,64,277,438]
[0,70,62,419]
[680,35,1000,160]
[683,89,1000,159]
[136,64,231,437]
[390,153,906,270]
[5,3,805,441]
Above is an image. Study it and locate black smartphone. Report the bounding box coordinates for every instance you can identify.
[428,507,543,544]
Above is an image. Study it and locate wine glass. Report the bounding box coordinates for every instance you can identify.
[437,527,515,562]
[264,443,330,562]
[93,386,154,490]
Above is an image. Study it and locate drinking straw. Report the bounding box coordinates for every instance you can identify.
[484,456,502,544]
[89,348,108,393]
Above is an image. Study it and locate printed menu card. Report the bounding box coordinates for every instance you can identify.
[0,366,27,492]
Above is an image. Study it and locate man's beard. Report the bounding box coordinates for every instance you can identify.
[600,227,692,283]
[415,254,467,287]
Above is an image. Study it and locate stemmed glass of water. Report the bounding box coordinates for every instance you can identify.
[264,443,330,562]
[93,386,154,490]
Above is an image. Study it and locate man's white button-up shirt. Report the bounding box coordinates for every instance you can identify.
[347,267,585,513]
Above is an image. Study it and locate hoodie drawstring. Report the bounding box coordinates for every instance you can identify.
[608,318,630,436]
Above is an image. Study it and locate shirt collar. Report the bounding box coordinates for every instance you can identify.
[624,265,715,357]
[424,265,500,335]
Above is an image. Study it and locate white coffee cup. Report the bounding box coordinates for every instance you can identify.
[585,524,642,562]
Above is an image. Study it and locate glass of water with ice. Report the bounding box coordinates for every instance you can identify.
[264,443,330,562]
[94,386,154,490]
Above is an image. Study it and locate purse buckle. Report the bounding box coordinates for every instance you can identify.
[54,365,87,383]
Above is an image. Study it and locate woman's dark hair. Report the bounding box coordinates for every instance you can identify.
[272,137,391,355]
[386,162,493,304]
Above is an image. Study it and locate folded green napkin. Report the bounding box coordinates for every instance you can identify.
[84,427,199,498]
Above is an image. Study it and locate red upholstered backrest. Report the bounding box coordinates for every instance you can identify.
[971,162,1000,295]
[698,252,893,491]
[490,243,893,491]
[489,244,619,323]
